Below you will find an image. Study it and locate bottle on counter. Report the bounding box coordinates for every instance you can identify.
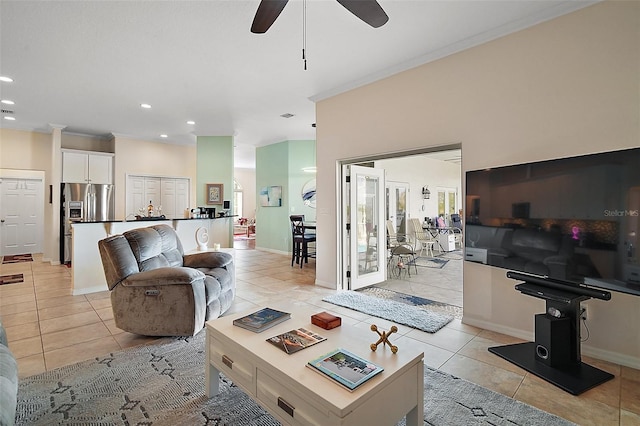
[147,200,154,217]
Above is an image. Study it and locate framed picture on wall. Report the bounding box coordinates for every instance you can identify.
[260,185,282,207]
[206,183,224,205]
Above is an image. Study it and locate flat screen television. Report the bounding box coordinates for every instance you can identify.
[464,147,640,297]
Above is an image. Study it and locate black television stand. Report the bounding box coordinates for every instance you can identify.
[488,273,614,395]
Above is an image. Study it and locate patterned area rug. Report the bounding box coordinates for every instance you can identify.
[436,249,464,260]
[16,333,276,426]
[0,273,24,285]
[413,256,449,268]
[2,254,33,264]
[323,291,454,333]
[15,331,574,426]
[360,287,463,319]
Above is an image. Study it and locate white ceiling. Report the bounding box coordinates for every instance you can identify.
[0,0,596,168]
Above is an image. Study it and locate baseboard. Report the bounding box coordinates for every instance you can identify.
[255,247,289,256]
[314,279,336,289]
[462,316,533,341]
[72,284,108,296]
[581,345,640,370]
[462,315,640,370]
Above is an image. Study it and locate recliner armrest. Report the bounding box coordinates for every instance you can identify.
[120,267,205,287]
[183,251,233,269]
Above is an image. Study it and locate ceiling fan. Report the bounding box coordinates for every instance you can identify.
[251,0,389,34]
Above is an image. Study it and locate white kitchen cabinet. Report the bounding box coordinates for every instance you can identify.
[62,150,113,184]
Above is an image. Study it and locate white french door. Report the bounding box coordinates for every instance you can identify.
[342,165,386,290]
[386,181,410,239]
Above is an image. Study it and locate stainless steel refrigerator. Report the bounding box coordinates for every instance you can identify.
[60,182,114,264]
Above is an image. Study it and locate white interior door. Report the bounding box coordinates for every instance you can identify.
[0,177,44,256]
[344,165,386,290]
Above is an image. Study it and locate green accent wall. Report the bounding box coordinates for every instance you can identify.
[196,136,234,246]
[256,140,316,253]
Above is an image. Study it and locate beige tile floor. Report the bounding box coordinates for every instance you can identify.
[1,249,639,426]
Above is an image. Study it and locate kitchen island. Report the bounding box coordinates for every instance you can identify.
[71,216,234,295]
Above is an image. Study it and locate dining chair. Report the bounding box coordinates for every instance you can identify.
[408,218,436,257]
[388,242,418,277]
[289,215,316,268]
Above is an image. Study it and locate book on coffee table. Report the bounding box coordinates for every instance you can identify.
[232,307,290,332]
[306,348,384,391]
[266,327,326,354]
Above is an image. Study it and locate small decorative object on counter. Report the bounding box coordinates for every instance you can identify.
[370,324,398,353]
[311,311,341,330]
[195,227,209,251]
[147,200,154,217]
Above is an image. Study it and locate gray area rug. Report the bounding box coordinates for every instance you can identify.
[323,290,454,333]
[15,331,574,426]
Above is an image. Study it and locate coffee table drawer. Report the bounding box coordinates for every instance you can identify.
[209,336,256,394]
[257,370,330,426]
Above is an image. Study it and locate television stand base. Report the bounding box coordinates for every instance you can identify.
[489,342,614,395]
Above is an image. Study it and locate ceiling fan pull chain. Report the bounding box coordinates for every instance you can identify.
[302,0,307,70]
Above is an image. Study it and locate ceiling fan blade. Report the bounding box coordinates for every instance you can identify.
[251,0,289,33]
[336,0,389,28]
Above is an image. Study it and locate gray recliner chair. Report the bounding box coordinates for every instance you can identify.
[98,224,235,336]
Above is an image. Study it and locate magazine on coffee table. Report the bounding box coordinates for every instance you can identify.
[232,307,290,332]
[266,327,327,354]
[306,348,384,391]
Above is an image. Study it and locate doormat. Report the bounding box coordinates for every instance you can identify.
[323,291,453,333]
[360,287,463,319]
[0,273,24,285]
[2,254,33,264]
[413,256,449,269]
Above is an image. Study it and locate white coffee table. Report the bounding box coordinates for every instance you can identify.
[206,305,424,426]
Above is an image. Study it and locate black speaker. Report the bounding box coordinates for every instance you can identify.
[223,200,230,209]
[534,314,571,367]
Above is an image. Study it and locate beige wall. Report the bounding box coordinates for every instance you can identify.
[234,167,257,219]
[1,128,56,260]
[0,129,199,261]
[113,136,197,219]
[315,2,639,366]
[61,133,114,152]
[0,128,52,171]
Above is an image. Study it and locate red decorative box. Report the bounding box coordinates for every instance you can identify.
[311,312,342,330]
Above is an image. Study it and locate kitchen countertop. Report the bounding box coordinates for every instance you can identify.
[72,216,237,224]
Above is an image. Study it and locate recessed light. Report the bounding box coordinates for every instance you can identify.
[1,100,15,105]
[4,116,16,121]
[186,120,195,125]
[0,76,13,83]
[140,103,152,109]
[160,134,168,138]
